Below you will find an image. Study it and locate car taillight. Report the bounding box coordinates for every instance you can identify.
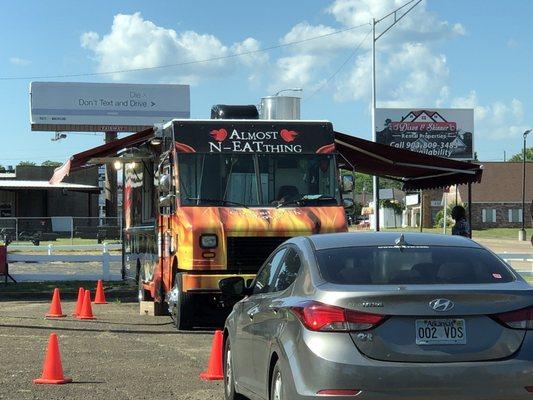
[290,301,386,332]
[493,306,533,330]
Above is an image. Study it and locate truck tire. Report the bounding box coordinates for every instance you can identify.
[171,273,193,330]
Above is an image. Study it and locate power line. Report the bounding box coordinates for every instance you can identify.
[305,29,372,101]
[0,22,370,81]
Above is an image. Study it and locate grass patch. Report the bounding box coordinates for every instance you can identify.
[378,227,521,240]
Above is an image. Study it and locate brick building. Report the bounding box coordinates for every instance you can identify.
[419,162,532,229]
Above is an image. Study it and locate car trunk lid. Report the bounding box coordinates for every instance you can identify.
[316,283,531,363]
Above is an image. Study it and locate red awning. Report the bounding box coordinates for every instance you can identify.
[49,128,154,184]
[334,131,482,190]
[49,126,482,190]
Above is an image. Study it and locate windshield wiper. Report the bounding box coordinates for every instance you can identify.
[187,197,249,209]
[276,194,337,208]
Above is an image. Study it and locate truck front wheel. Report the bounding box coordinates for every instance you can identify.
[170,273,193,330]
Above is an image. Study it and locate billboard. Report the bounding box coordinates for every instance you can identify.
[375,108,474,160]
[30,82,190,132]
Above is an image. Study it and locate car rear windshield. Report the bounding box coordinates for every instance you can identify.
[316,246,515,285]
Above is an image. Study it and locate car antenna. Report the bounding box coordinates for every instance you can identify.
[395,233,407,248]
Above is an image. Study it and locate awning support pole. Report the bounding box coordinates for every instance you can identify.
[104,131,118,219]
[468,182,472,238]
[419,190,423,232]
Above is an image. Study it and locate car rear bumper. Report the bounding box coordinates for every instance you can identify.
[280,327,533,400]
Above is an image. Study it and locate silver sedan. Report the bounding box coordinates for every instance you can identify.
[220,232,533,400]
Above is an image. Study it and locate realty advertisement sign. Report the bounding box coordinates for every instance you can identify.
[30,82,190,132]
[375,108,474,160]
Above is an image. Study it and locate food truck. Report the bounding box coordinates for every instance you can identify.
[123,106,349,329]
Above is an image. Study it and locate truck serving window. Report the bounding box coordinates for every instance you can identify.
[177,153,339,207]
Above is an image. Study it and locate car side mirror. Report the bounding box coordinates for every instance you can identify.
[219,277,249,297]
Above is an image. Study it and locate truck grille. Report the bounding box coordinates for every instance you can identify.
[226,236,288,272]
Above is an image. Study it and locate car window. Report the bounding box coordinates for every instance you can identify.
[253,248,287,294]
[272,248,301,292]
[316,246,515,285]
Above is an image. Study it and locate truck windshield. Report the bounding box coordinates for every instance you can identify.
[178,153,339,207]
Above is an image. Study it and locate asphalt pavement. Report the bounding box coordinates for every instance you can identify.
[0,300,224,400]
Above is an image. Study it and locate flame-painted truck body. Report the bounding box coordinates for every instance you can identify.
[123,117,348,329]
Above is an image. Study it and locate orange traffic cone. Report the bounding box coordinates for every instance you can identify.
[72,287,85,317]
[94,279,107,304]
[77,290,96,320]
[33,333,72,384]
[200,330,224,380]
[45,288,66,318]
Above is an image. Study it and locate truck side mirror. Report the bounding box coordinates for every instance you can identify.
[343,198,354,209]
[341,173,354,194]
[159,193,175,215]
[158,173,171,193]
[159,193,175,207]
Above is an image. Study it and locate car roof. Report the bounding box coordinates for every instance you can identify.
[305,232,483,251]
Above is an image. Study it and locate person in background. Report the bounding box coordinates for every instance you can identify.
[451,205,470,238]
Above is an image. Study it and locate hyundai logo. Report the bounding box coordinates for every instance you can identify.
[429,298,454,312]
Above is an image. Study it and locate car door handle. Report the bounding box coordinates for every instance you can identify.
[270,307,279,314]
[247,310,256,320]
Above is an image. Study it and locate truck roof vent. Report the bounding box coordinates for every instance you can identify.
[210,104,259,120]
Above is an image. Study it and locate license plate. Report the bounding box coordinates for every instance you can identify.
[415,319,466,345]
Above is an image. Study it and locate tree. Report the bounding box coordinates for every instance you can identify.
[353,172,402,194]
[17,161,36,166]
[41,160,63,167]
[0,165,5,173]
[508,147,533,162]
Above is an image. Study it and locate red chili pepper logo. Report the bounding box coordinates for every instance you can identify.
[280,129,298,142]
[210,128,228,142]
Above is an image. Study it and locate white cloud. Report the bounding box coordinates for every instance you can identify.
[80,12,268,84]
[451,90,527,140]
[507,38,519,48]
[327,0,465,48]
[269,0,463,103]
[9,57,31,66]
[230,37,268,84]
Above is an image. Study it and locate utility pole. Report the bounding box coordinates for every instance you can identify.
[371,0,422,232]
[371,18,379,231]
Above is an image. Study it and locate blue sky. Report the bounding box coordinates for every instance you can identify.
[1,0,531,166]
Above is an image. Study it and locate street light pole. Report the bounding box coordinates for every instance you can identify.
[371,18,380,231]
[520,129,531,241]
[370,0,422,232]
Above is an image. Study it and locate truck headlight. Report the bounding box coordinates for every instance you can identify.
[200,234,218,249]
